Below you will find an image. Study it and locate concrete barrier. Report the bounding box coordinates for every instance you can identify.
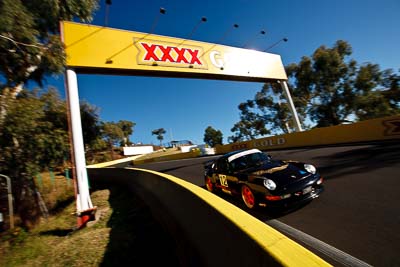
[91,115,400,168]
[216,115,400,154]
[87,155,140,168]
[133,149,201,165]
[87,167,330,267]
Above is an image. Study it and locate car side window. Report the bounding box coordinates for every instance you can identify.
[230,157,247,171]
[216,159,228,174]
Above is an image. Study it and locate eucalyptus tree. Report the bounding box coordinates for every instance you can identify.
[152,128,166,146]
[0,89,69,227]
[230,40,400,142]
[203,126,223,147]
[0,0,99,228]
[102,122,125,160]
[117,120,136,146]
[0,0,98,93]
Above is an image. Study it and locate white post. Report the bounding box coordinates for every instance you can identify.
[280,80,303,132]
[65,69,93,215]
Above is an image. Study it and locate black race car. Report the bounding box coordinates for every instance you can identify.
[204,149,323,209]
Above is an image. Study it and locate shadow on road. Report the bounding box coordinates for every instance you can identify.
[315,143,400,180]
[98,186,181,266]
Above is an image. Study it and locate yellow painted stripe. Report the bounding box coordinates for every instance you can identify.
[133,149,201,165]
[87,155,140,168]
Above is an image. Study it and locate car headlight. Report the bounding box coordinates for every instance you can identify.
[263,179,277,190]
[304,164,316,174]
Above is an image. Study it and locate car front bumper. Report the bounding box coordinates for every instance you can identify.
[259,184,324,208]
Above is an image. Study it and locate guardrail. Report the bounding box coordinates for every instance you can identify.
[87,167,330,266]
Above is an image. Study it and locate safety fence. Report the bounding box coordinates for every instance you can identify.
[34,168,72,189]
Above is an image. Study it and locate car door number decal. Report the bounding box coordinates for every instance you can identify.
[218,175,228,187]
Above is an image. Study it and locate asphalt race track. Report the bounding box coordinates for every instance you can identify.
[128,142,400,266]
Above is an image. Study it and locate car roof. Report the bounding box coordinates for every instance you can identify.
[220,148,262,161]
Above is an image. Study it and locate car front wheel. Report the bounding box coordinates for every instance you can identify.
[241,184,256,209]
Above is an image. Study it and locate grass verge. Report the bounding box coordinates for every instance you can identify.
[0,186,180,266]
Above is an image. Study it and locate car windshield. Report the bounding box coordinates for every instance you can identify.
[230,152,270,171]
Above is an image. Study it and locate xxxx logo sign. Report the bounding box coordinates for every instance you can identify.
[383,119,400,136]
[134,39,207,69]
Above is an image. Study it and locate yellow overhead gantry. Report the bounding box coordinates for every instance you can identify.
[60,21,303,227]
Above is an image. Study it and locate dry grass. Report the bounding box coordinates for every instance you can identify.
[34,171,76,213]
[0,180,180,266]
[0,190,109,266]
[134,147,181,161]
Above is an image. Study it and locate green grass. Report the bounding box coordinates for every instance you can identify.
[0,186,180,266]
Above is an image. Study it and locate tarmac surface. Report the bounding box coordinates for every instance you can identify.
[130,142,400,266]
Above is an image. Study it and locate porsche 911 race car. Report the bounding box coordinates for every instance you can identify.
[204,149,324,209]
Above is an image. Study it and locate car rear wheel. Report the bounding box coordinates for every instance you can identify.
[241,185,256,209]
[205,177,214,192]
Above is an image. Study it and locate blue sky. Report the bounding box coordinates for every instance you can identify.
[42,0,399,145]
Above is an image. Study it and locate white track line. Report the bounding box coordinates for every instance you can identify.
[266,219,373,267]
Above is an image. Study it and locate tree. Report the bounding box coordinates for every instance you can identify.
[0,87,103,228]
[380,69,400,110]
[228,101,268,142]
[228,88,294,142]
[117,120,136,146]
[100,120,135,159]
[0,0,98,93]
[353,65,400,120]
[298,40,357,127]
[79,101,104,163]
[0,89,70,228]
[102,122,125,160]
[286,40,399,126]
[152,128,166,146]
[0,0,99,228]
[80,101,101,146]
[230,40,400,142]
[203,126,223,147]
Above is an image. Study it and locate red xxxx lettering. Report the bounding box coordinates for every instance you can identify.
[141,43,159,61]
[173,47,189,63]
[140,43,202,65]
[159,46,174,62]
[187,49,201,65]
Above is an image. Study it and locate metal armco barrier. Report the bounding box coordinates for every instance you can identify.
[87,167,330,267]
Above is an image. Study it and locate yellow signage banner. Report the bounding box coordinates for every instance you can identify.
[216,115,400,154]
[61,21,287,81]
